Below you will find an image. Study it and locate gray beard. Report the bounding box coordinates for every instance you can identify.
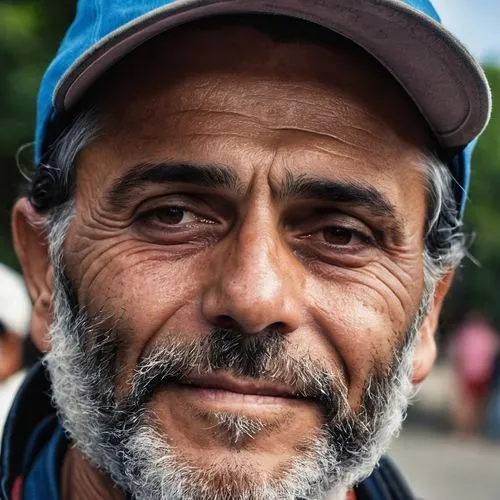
[44,262,422,500]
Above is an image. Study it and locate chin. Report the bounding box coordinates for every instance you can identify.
[134,396,331,499]
[124,426,334,500]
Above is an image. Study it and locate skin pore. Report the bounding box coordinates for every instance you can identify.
[13,18,452,500]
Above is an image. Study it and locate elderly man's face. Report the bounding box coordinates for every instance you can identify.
[15,20,449,499]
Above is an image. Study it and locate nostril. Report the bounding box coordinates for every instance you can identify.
[213,318,294,335]
[270,321,291,335]
[216,315,239,330]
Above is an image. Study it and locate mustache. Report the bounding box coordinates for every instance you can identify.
[122,328,347,419]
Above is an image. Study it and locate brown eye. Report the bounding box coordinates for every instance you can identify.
[323,227,354,245]
[151,207,189,225]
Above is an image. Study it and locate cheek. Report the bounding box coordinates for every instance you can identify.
[66,240,207,381]
[308,260,422,405]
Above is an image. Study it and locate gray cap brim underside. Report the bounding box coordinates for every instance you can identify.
[54,0,492,149]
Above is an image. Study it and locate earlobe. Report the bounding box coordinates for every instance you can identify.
[11,198,53,353]
[411,319,437,384]
[411,272,455,384]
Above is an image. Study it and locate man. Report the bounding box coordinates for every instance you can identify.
[0,263,32,441]
[0,0,491,499]
[451,313,499,434]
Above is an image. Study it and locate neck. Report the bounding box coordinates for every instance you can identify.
[61,446,124,500]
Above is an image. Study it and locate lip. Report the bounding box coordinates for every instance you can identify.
[179,373,300,399]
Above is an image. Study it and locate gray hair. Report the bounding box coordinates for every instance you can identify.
[422,153,465,303]
[32,109,465,304]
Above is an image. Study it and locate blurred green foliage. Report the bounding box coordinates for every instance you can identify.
[0,1,499,333]
[444,64,500,329]
[0,0,75,268]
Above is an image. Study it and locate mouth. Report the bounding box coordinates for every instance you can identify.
[174,373,310,409]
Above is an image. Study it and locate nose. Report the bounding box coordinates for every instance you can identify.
[202,217,303,335]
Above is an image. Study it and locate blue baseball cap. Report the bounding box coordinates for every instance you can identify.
[35,0,492,215]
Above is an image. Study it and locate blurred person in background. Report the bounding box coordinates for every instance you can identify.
[450,312,499,435]
[0,263,32,441]
[0,0,492,499]
[485,339,500,439]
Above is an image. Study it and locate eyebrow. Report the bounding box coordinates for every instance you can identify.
[278,170,397,219]
[106,162,241,209]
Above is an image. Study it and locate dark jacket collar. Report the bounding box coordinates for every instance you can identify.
[0,362,53,499]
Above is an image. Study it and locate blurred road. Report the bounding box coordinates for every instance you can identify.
[390,427,500,500]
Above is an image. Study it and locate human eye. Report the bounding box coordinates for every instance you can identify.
[133,196,223,245]
[138,205,211,227]
[311,225,374,249]
[288,209,379,265]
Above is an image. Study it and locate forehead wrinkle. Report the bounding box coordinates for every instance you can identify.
[162,92,388,139]
[111,107,271,145]
[308,144,371,162]
[267,126,372,153]
[250,90,392,126]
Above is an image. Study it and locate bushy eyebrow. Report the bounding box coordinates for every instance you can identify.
[278,170,397,219]
[106,162,241,209]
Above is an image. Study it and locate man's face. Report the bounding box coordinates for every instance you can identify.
[25,20,440,499]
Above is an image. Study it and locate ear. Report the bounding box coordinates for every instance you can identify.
[11,198,53,353]
[411,271,454,384]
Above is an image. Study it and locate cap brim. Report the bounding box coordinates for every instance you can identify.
[54,0,491,149]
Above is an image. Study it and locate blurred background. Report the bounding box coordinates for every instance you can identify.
[0,0,499,498]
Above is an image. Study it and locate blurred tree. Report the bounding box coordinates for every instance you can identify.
[443,65,500,331]
[0,1,499,335]
[0,0,76,268]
